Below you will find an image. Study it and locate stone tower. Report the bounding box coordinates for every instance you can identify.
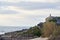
[46,14,53,22]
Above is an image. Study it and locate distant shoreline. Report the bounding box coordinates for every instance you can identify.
[0,32,5,35]
[0,26,30,35]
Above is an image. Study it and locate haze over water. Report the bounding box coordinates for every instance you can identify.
[0,26,30,34]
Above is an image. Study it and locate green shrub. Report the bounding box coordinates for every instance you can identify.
[49,19,57,22]
[27,26,41,37]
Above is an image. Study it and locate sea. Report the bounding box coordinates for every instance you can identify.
[0,26,30,34]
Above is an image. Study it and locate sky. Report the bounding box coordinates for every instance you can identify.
[0,0,60,26]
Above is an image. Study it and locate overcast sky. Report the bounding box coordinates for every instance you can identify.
[0,0,60,26]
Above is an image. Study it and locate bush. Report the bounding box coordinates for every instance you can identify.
[49,19,57,22]
[41,22,56,37]
[48,26,60,40]
[27,26,41,37]
[52,26,60,37]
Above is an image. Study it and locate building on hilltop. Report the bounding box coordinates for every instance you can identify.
[46,14,60,24]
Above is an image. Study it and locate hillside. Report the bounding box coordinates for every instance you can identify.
[0,26,41,40]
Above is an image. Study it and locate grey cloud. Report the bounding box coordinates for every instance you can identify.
[0,1,60,10]
[0,10,18,14]
[16,2,60,10]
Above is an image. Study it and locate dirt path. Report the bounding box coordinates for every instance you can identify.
[30,37,48,40]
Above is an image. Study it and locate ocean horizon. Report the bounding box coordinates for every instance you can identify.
[0,26,30,34]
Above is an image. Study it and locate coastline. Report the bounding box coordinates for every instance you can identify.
[0,32,5,35]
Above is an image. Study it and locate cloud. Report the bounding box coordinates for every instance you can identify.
[0,0,60,3]
[16,2,60,10]
[0,1,60,10]
[0,8,60,26]
[0,10,18,14]
[0,0,60,26]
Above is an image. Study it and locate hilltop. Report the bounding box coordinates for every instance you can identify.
[37,14,60,40]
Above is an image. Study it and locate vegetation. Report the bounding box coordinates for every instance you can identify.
[49,19,57,22]
[48,26,60,40]
[37,22,43,28]
[57,17,60,19]
[41,22,56,37]
[52,26,60,37]
[40,21,60,40]
[27,26,41,37]
[4,26,42,38]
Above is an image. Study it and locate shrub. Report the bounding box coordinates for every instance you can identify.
[48,26,60,40]
[27,26,41,37]
[41,22,56,37]
[49,19,57,22]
